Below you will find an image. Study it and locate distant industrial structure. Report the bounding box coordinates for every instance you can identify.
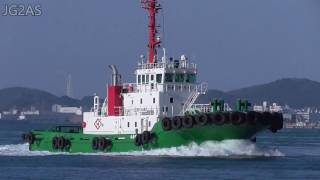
[52,104,82,115]
[254,101,320,128]
[66,74,73,98]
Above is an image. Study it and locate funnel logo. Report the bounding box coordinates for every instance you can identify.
[94,118,103,130]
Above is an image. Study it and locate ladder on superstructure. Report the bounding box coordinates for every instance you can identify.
[182,82,208,114]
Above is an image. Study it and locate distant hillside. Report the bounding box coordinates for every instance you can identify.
[228,78,320,108]
[0,87,93,112]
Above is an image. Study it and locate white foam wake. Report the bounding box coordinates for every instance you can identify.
[119,140,284,157]
[0,143,58,156]
[0,140,284,157]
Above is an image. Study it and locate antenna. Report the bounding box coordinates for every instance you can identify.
[66,74,73,98]
[141,0,162,64]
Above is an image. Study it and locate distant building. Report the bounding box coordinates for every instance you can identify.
[21,106,40,115]
[52,104,82,115]
[253,101,283,112]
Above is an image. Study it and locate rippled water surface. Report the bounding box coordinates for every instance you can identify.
[0,120,319,180]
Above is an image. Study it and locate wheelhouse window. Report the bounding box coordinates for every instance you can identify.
[142,75,145,84]
[138,75,141,84]
[146,75,149,83]
[175,73,185,83]
[186,74,196,83]
[165,73,174,82]
[156,74,162,83]
[151,75,154,81]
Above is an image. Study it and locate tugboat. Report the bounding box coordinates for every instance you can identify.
[22,0,283,153]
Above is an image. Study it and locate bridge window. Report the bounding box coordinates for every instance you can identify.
[153,98,156,104]
[151,75,154,81]
[142,75,145,84]
[186,74,196,83]
[165,73,173,82]
[175,73,185,83]
[127,122,130,128]
[156,74,162,83]
[146,75,149,83]
[135,122,137,127]
[138,75,141,84]
[140,98,143,104]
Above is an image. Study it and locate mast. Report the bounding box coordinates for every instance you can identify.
[141,0,162,64]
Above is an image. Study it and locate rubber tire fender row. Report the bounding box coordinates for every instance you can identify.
[231,112,246,125]
[141,131,151,145]
[161,117,172,131]
[52,136,59,150]
[196,114,210,126]
[98,137,109,151]
[212,112,226,126]
[92,137,100,150]
[246,111,259,125]
[261,112,272,126]
[171,116,183,130]
[182,115,194,128]
[270,112,284,133]
[134,134,142,146]
[25,132,35,144]
[57,137,66,150]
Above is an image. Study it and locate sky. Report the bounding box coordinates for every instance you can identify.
[1,0,320,98]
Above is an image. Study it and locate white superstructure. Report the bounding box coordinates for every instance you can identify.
[83,54,207,135]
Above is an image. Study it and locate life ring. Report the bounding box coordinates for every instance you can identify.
[161,117,172,131]
[182,115,194,128]
[212,112,225,126]
[231,112,245,125]
[134,134,142,146]
[141,131,151,145]
[196,114,209,126]
[52,137,59,150]
[92,137,99,150]
[171,116,182,129]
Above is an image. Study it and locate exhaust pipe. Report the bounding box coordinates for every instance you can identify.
[108,65,121,86]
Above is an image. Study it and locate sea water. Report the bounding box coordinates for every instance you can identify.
[0,120,319,180]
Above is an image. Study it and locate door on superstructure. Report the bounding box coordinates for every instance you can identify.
[140,118,149,133]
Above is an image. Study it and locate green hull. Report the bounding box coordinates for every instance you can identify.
[27,121,273,153]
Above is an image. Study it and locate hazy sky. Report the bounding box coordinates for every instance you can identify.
[1,0,320,98]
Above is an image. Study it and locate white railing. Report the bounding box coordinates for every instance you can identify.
[122,83,204,94]
[123,107,160,116]
[190,104,211,113]
[137,61,197,70]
